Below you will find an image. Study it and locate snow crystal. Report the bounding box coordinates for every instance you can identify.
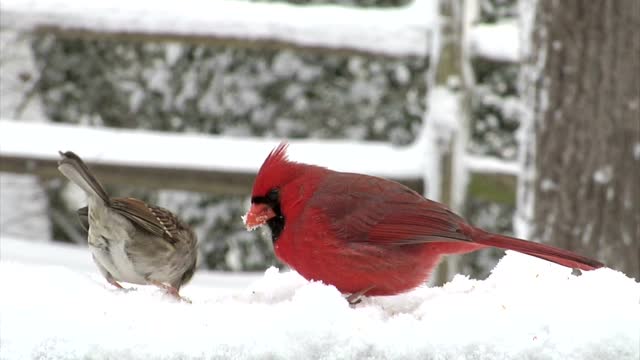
[165,43,183,65]
[425,87,462,139]
[393,64,411,85]
[593,166,613,184]
[581,223,593,246]
[540,178,557,192]
[606,188,615,201]
[1,235,638,360]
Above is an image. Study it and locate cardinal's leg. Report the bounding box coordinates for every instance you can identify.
[346,285,376,305]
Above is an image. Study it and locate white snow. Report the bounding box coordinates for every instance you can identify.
[1,236,262,289]
[0,28,46,121]
[470,21,521,62]
[418,87,461,202]
[0,173,51,241]
[514,0,544,240]
[0,0,433,57]
[424,86,469,210]
[0,119,424,178]
[423,87,462,140]
[1,235,638,360]
[0,27,52,241]
[539,178,557,192]
[464,154,520,175]
[593,166,613,184]
[0,0,519,61]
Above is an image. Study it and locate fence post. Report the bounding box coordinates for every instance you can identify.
[421,0,475,285]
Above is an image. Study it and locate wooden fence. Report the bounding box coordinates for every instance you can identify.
[0,0,519,203]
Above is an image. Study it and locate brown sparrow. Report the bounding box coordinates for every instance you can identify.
[57,151,198,301]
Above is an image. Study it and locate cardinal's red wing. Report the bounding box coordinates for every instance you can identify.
[309,173,471,246]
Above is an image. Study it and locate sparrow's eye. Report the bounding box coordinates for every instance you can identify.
[267,188,279,202]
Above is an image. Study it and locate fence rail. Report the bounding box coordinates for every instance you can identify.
[1,0,519,61]
[0,119,517,200]
[0,0,520,206]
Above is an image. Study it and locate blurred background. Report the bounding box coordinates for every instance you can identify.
[1,0,637,282]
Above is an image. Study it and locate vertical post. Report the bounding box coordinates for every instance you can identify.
[421,0,475,285]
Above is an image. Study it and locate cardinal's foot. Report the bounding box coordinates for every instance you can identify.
[346,286,375,305]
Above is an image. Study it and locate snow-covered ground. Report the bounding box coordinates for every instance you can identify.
[1,236,637,360]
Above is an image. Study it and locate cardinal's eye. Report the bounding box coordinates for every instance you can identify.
[267,188,279,201]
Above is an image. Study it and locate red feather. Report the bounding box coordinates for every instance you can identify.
[248,143,604,297]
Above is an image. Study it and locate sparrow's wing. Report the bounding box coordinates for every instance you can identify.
[110,197,188,245]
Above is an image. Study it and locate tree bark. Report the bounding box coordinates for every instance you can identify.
[520,0,640,278]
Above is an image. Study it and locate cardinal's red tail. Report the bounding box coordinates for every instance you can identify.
[471,229,604,271]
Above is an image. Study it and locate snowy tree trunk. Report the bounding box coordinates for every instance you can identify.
[519,0,640,278]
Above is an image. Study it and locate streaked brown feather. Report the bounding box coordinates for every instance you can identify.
[110,197,186,244]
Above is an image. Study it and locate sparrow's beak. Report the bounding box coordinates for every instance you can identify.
[243,203,276,231]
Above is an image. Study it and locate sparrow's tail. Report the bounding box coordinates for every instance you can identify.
[57,151,110,204]
[472,228,604,271]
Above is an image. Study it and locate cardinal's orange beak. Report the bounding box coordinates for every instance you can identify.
[243,203,276,231]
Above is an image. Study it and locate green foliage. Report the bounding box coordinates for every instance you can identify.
[469,58,520,160]
[468,173,516,205]
[33,39,427,144]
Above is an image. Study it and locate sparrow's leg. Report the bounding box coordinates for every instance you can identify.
[107,277,125,289]
[105,276,138,292]
[149,280,191,303]
[95,263,132,291]
[92,255,134,291]
[346,285,375,305]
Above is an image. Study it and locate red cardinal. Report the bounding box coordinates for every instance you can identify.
[244,143,604,300]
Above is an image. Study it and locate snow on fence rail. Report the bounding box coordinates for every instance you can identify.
[0,120,424,194]
[0,119,518,196]
[0,0,519,61]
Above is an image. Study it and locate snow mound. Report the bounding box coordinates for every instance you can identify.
[0,238,638,360]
